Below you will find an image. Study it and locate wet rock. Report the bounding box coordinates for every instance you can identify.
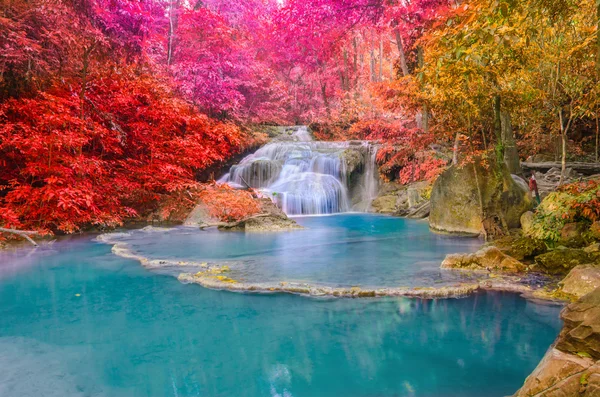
[534,248,597,275]
[520,211,535,235]
[340,148,364,175]
[441,246,526,273]
[429,160,533,236]
[559,265,600,300]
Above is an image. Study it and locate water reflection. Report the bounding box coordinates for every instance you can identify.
[100,214,483,288]
[0,228,562,397]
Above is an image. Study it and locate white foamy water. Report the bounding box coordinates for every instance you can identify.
[219,126,378,215]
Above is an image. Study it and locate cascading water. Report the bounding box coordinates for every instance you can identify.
[353,144,380,212]
[219,126,379,216]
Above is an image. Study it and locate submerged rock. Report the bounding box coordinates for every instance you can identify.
[534,248,598,275]
[429,160,533,236]
[441,246,526,273]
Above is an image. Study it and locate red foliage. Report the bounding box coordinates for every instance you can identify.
[197,184,261,222]
[0,69,249,233]
[558,179,600,223]
[356,119,447,183]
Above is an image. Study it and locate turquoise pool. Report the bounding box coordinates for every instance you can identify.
[0,215,561,396]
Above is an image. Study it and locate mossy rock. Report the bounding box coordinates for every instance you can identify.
[534,248,599,275]
[442,247,527,273]
[340,148,364,175]
[506,237,548,261]
[559,222,592,248]
[371,195,399,214]
[429,159,532,235]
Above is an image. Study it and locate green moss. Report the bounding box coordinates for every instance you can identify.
[534,249,596,275]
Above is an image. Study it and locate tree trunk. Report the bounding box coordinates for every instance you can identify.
[471,162,487,240]
[560,127,567,186]
[370,43,376,83]
[596,0,600,76]
[167,0,175,65]
[558,107,574,186]
[501,111,521,174]
[0,228,39,246]
[453,132,461,165]
[321,81,330,118]
[342,49,349,91]
[417,46,429,133]
[596,113,600,163]
[492,95,503,163]
[394,29,409,77]
[379,37,383,82]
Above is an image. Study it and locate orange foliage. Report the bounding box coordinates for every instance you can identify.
[197,184,261,222]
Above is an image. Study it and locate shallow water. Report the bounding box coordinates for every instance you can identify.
[102,214,483,288]
[0,214,563,397]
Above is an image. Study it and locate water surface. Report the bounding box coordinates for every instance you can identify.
[0,232,561,397]
[103,214,483,288]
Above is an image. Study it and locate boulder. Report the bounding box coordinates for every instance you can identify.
[184,203,218,227]
[407,188,422,208]
[222,199,303,232]
[515,288,600,397]
[429,159,533,236]
[371,194,401,214]
[534,248,598,275]
[520,211,535,235]
[560,222,589,248]
[340,148,364,176]
[370,181,433,216]
[441,246,526,273]
[494,235,548,261]
[509,237,548,261]
[556,287,600,360]
[514,348,597,397]
[559,265,600,300]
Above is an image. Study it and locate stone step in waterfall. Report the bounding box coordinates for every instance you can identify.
[219,126,379,215]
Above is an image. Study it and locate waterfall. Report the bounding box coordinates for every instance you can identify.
[219,126,379,216]
[352,144,380,212]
